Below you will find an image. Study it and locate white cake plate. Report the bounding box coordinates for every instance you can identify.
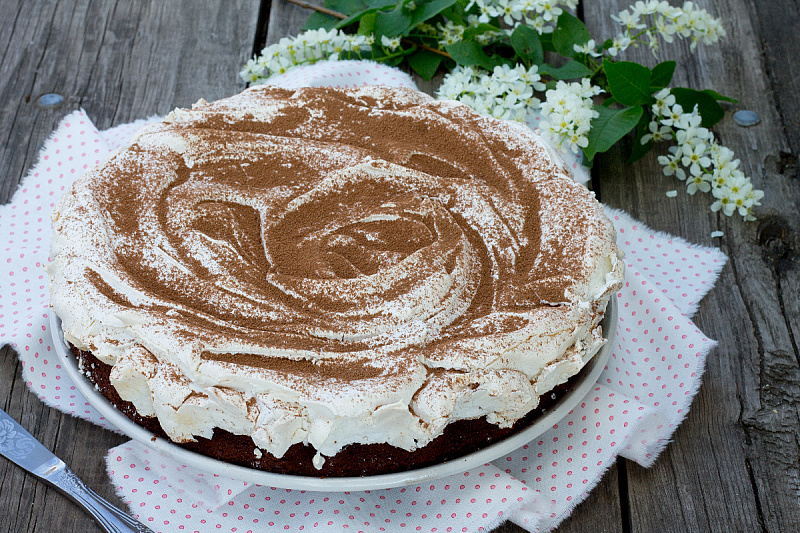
[51,297,615,491]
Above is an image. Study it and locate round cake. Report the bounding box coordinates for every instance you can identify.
[47,85,624,476]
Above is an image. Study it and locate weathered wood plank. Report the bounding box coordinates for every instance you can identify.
[0,1,261,531]
[743,5,800,526]
[583,0,800,531]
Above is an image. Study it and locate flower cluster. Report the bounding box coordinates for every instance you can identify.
[606,1,726,56]
[468,0,579,33]
[436,63,546,121]
[416,17,505,47]
[650,89,763,220]
[430,20,467,46]
[240,29,373,83]
[538,79,603,154]
[240,1,764,222]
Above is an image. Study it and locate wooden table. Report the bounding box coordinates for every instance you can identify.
[1,1,798,531]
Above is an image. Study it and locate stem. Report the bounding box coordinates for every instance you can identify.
[414,42,451,57]
[283,0,346,19]
[373,48,415,61]
[628,27,652,42]
[280,0,451,59]
[589,64,604,84]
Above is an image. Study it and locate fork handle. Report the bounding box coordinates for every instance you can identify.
[39,459,154,533]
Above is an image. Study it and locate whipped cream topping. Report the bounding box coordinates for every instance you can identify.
[48,86,624,467]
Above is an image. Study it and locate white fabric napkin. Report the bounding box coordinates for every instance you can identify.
[0,60,726,532]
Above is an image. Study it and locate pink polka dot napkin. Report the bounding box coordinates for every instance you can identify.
[0,60,726,532]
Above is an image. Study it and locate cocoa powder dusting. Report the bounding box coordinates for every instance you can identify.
[82,85,596,385]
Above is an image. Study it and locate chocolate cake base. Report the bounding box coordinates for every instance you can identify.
[71,345,581,478]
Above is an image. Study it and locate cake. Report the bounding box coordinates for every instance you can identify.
[47,86,624,476]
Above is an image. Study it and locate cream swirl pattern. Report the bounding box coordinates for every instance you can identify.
[48,86,624,468]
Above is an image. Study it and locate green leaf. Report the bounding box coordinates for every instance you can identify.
[670,87,725,127]
[407,0,458,27]
[375,0,457,37]
[326,0,370,14]
[510,25,543,65]
[601,96,618,107]
[539,32,556,52]
[463,23,501,41]
[407,49,443,80]
[441,2,466,25]
[303,11,340,31]
[384,54,406,67]
[628,106,654,163]
[313,0,394,31]
[603,59,652,106]
[539,60,592,80]
[701,89,738,104]
[357,11,378,34]
[584,105,643,161]
[374,8,413,38]
[445,40,503,69]
[336,8,380,29]
[649,60,676,90]
[325,0,361,12]
[552,12,591,58]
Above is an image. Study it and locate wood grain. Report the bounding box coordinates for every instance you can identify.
[0,1,261,531]
[583,0,800,531]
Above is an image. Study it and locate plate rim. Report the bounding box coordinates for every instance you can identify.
[50,297,615,491]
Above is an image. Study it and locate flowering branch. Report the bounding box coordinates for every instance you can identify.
[281,0,452,57]
[241,0,764,221]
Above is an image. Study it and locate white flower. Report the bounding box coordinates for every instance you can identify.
[710,186,736,216]
[240,57,263,83]
[539,80,602,154]
[652,88,676,116]
[266,54,296,76]
[674,107,702,130]
[612,9,646,31]
[436,20,466,46]
[641,121,673,144]
[526,15,548,33]
[535,0,564,22]
[608,35,633,56]
[611,1,726,56]
[436,62,551,124]
[660,103,684,127]
[241,29,372,83]
[686,173,712,194]
[681,143,711,175]
[381,35,402,50]
[495,0,523,25]
[577,77,603,97]
[650,94,765,219]
[491,64,520,85]
[573,39,602,57]
[658,153,686,180]
[516,64,546,91]
[711,166,733,188]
